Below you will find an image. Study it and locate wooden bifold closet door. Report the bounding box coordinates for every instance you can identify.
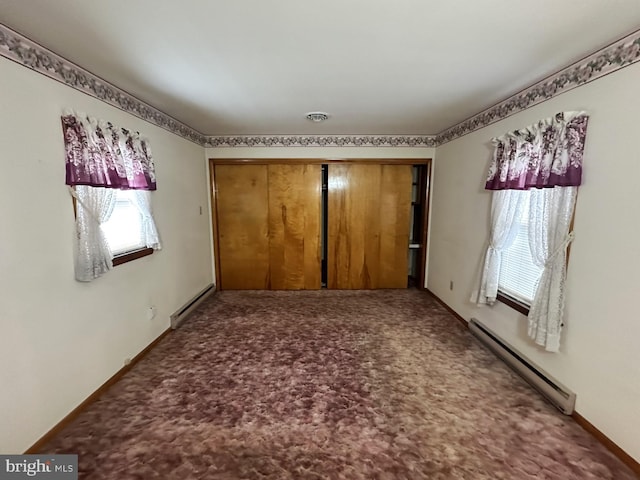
[214,164,321,290]
[327,164,412,289]
[268,165,322,289]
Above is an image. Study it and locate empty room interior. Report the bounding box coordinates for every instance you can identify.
[1,1,640,478]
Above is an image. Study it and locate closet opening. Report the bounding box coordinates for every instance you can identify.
[321,165,328,288]
[408,164,430,288]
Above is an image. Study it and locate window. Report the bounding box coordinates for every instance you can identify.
[498,192,544,307]
[100,190,149,258]
[63,111,159,281]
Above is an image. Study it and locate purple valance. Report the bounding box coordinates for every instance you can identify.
[485,112,589,190]
[62,111,157,190]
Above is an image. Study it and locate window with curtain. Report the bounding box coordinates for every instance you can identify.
[477,111,589,352]
[62,110,161,282]
[498,192,544,305]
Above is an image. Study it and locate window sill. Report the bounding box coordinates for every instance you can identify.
[113,247,154,266]
[496,291,530,316]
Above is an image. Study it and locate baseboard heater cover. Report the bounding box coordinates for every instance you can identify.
[469,318,576,415]
[170,283,216,329]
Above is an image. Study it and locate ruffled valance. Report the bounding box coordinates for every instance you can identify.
[62,110,156,190]
[485,112,589,190]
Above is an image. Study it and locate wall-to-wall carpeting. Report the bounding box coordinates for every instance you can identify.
[39,290,635,479]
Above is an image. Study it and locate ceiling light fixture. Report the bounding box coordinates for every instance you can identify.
[305,112,330,123]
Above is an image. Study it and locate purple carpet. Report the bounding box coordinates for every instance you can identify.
[40,290,636,479]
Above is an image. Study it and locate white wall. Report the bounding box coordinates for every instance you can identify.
[428,61,640,461]
[0,56,213,453]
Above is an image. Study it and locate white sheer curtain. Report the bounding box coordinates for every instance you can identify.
[478,189,528,304]
[71,186,117,282]
[527,186,577,352]
[131,190,162,250]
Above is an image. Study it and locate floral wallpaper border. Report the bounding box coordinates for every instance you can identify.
[0,24,207,146]
[436,29,640,145]
[205,135,437,148]
[2,22,640,148]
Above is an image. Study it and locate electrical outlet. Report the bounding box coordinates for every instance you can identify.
[147,305,157,320]
[450,281,454,291]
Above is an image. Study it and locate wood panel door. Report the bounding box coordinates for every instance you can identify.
[328,164,412,289]
[268,164,321,289]
[214,164,322,290]
[215,165,270,289]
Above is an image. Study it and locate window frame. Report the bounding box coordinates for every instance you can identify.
[112,247,154,266]
[71,189,154,267]
[497,290,531,315]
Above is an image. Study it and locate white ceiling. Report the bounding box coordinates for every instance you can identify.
[2,1,640,136]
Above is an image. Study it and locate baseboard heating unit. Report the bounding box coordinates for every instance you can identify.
[170,284,216,329]
[469,318,576,415]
